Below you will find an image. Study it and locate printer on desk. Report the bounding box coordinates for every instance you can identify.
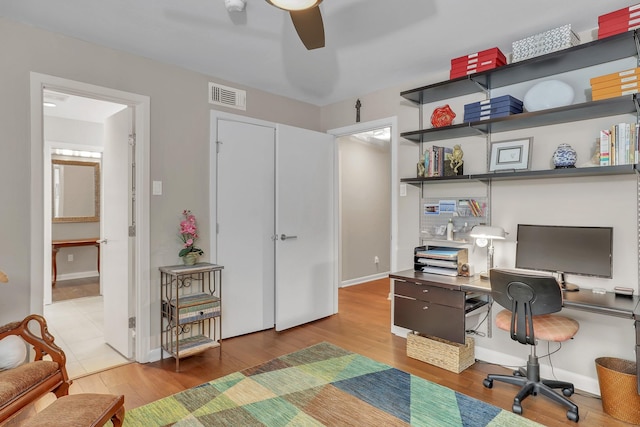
[414,245,469,276]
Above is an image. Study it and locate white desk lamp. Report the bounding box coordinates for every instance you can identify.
[470,225,506,280]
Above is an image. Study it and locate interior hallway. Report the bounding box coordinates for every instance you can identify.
[45,278,130,378]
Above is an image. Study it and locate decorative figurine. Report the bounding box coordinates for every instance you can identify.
[446,144,464,174]
[431,104,456,128]
[417,150,429,177]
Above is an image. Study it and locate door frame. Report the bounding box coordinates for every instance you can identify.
[29,72,152,363]
[328,117,399,283]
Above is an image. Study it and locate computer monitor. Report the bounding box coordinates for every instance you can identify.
[514,224,613,291]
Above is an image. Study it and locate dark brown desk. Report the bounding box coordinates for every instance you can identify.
[389,269,640,392]
[52,238,100,286]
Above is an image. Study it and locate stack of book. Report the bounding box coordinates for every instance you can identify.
[463,95,523,122]
[598,4,640,39]
[449,47,506,80]
[414,246,468,277]
[421,146,461,177]
[599,122,639,166]
[590,67,640,101]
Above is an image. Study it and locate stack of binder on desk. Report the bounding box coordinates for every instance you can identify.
[414,246,468,276]
[463,95,523,122]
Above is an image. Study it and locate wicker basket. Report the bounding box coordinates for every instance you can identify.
[407,333,475,373]
[595,357,640,424]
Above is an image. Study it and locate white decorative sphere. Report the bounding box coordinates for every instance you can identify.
[523,80,575,112]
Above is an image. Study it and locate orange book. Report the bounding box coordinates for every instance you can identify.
[592,81,640,98]
[592,87,640,101]
[590,67,640,86]
[591,75,640,91]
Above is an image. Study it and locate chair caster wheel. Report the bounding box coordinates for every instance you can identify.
[562,387,574,397]
[513,370,523,377]
[567,409,579,422]
[483,378,493,388]
[512,403,523,415]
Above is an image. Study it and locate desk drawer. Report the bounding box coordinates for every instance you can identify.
[394,281,464,309]
[394,296,465,344]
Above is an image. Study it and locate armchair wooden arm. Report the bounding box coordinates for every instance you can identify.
[0,314,72,423]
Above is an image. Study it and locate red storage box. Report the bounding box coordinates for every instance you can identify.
[598,3,640,24]
[598,4,640,38]
[450,61,505,80]
[450,47,506,68]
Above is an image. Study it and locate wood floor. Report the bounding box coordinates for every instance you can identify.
[52,276,100,302]
[61,279,626,426]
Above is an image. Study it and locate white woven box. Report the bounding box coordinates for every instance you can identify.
[512,24,580,62]
[407,333,475,373]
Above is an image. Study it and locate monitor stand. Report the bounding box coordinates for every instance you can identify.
[559,272,579,292]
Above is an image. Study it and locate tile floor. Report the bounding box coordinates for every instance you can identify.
[44,296,130,379]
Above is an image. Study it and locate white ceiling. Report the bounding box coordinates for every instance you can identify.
[43,90,127,122]
[2,0,635,108]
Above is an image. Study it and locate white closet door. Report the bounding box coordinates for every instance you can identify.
[275,124,336,331]
[102,107,133,358]
[217,119,276,338]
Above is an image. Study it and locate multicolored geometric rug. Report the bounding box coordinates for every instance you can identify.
[123,342,541,426]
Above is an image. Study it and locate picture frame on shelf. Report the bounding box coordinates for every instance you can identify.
[489,137,532,172]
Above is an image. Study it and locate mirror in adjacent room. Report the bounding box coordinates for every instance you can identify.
[51,159,100,223]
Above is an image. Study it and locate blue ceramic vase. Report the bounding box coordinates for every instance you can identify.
[552,143,577,168]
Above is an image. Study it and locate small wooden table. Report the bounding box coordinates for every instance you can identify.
[52,238,100,286]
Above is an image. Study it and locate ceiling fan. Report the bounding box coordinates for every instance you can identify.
[265,0,325,50]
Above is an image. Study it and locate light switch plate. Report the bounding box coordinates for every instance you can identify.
[152,180,163,195]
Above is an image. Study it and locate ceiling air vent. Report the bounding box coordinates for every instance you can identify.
[209,82,246,111]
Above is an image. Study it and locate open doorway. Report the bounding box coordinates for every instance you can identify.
[329,117,398,287]
[43,90,131,378]
[30,73,151,378]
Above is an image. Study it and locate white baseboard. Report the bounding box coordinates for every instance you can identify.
[341,272,389,288]
[147,347,162,363]
[56,270,99,281]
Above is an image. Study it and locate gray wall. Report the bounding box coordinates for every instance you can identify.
[0,17,320,324]
[339,134,390,282]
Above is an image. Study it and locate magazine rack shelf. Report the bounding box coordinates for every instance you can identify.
[159,262,223,372]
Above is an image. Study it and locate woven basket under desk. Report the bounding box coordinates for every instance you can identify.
[407,333,475,374]
[595,357,640,424]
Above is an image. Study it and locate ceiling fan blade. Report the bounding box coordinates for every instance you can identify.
[289,7,325,50]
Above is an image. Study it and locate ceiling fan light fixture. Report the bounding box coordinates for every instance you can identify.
[224,0,246,12]
[267,0,322,11]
